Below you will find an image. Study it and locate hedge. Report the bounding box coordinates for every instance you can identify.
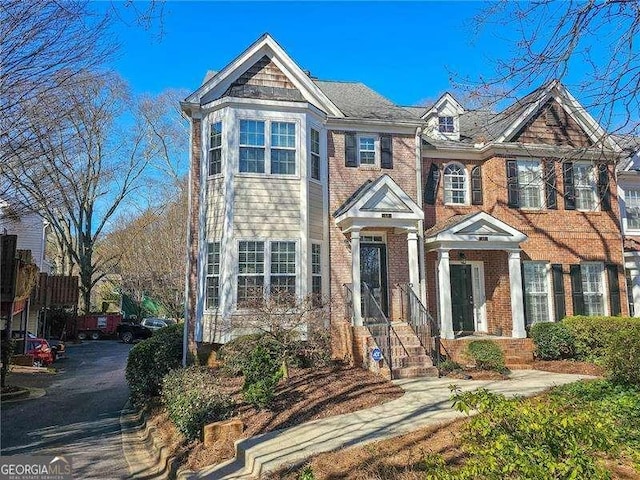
[604,324,640,386]
[466,340,506,372]
[563,316,640,362]
[529,322,575,360]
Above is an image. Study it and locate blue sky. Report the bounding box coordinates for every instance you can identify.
[103,1,498,106]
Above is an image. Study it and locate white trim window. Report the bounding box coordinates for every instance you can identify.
[439,116,454,133]
[517,159,543,209]
[271,122,296,175]
[358,136,376,165]
[237,240,265,307]
[206,242,221,309]
[523,262,552,325]
[209,122,222,175]
[574,162,597,211]
[443,163,467,205]
[270,241,296,296]
[626,188,640,231]
[310,128,320,180]
[239,120,265,173]
[581,262,606,315]
[311,243,321,304]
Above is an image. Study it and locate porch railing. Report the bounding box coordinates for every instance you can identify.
[343,282,393,370]
[397,283,441,369]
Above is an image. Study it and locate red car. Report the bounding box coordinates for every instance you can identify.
[26,338,55,367]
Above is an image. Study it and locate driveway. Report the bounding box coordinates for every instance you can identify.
[1,340,133,479]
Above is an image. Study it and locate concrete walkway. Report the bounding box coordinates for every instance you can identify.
[180,370,594,480]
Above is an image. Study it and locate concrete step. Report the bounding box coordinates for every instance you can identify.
[392,365,440,379]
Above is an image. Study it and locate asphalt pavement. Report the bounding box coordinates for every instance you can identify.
[1,340,133,479]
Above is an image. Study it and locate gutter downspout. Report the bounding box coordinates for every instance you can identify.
[415,127,427,304]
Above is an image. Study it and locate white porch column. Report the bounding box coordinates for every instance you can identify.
[407,227,420,296]
[437,249,454,339]
[351,228,363,327]
[508,250,526,338]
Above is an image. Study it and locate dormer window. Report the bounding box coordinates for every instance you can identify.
[439,116,455,133]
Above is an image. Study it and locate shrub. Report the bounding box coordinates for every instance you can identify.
[125,323,183,407]
[530,321,575,360]
[218,334,263,377]
[604,325,640,386]
[563,316,640,362]
[466,340,506,372]
[162,366,234,441]
[242,345,283,409]
[438,359,462,375]
[294,321,332,369]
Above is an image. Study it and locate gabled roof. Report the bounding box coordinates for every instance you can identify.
[422,92,465,120]
[333,175,423,231]
[184,33,343,116]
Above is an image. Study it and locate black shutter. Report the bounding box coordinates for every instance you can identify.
[563,162,576,210]
[606,263,621,316]
[544,159,557,210]
[380,135,393,169]
[424,163,440,205]
[471,165,483,205]
[570,264,584,315]
[598,163,611,211]
[506,160,519,208]
[345,133,357,167]
[551,264,566,321]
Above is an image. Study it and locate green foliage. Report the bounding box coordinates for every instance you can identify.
[125,323,183,407]
[438,359,462,375]
[563,316,640,362]
[604,325,640,386]
[242,345,283,409]
[162,366,234,441]
[530,321,575,360]
[298,465,316,480]
[466,340,506,372]
[218,334,264,377]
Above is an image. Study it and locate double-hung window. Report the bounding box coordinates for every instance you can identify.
[439,116,454,133]
[574,162,597,211]
[523,262,551,325]
[311,244,322,305]
[271,122,296,174]
[206,242,220,309]
[209,122,222,175]
[310,128,320,180]
[237,241,265,307]
[517,160,543,209]
[443,163,466,204]
[270,241,296,297]
[239,120,265,173]
[625,189,640,231]
[358,136,376,165]
[581,263,605,315]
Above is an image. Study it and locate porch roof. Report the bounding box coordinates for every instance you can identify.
[425,211,527,251]
[333,175,424,232]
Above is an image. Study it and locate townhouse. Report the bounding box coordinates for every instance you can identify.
[181,34,629,375]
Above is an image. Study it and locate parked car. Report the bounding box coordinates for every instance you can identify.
[116,320,152,344]
[140,318,177,331]
[11,331,65,361]
[26,338,55,367]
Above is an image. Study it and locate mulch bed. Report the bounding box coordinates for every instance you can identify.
[155,364,404,472]
[531,360,604,376]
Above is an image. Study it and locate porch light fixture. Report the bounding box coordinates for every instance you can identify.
[458,252,467,265]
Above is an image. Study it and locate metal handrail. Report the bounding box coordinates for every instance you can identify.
[361,283,393,370]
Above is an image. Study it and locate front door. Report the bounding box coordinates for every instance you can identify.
[450,264,474,332]
[360,244,389,316]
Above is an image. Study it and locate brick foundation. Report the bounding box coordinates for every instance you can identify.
[440,337,534,369]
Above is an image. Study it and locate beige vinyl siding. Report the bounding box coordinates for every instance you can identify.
[233,177,301,237]
[308,182,324,240]
[206,178,225,238]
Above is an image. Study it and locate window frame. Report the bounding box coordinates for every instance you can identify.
[270,240,297,298]
[580,262,608,316]
[517,158,544,210]
[236,240,266,308]
[208,122,223,176]
[239,119,266,174]
[573,161,598,211]
[357,134,378,167]
[624,188,640,233]
[443,162,468,205]
[438,116,455,133]
[310,127,321,181]
[206,241,221,310]
[522,261,554,325]
[311,242,322,305]
[237,119,298,176]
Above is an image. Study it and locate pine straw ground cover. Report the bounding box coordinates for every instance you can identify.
[147,364,403,472]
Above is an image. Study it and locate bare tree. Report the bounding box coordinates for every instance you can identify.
[461,1,640,134]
